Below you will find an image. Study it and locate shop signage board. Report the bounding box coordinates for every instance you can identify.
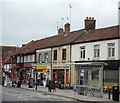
[42,70,47,73]
[36,65,46,69]
[52,65,69,69]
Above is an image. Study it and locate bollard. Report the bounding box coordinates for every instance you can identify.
[35,82,37,90]
[108,89,111,99]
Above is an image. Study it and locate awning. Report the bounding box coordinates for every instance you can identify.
[65,62,107,66]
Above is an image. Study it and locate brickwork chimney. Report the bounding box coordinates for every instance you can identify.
[58,28,64,35]
[64,23,70,34]
[85,17,96,31]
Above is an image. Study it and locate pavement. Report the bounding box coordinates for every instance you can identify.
[20,84,118,102]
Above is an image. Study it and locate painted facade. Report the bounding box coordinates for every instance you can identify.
[12,54,35,81]
[33,48,52,86]
[52,45,72,88]
[71,39,120,88]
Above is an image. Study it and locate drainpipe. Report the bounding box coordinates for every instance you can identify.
[70,45,72,88]
[51,48,52,81]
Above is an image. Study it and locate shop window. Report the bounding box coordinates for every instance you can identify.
[104,70,118,82]
[62,49,66,60]
[54,50,57,61]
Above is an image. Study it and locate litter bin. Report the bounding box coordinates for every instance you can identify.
[48,80,55,92]
[112,85,119,101]
[28,78,34,88]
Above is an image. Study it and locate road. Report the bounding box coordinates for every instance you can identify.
[2,86,76,102]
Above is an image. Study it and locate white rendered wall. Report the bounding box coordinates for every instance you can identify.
[71,39,119,61]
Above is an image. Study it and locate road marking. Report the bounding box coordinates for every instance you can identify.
[18,96,22,99]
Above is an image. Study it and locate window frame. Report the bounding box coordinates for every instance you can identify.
[39,54,42,63]
[94,44,100,58]
[80,46,85,59]
[45,53,48,63]
[107,43,115,57]
[62,48,66,60]
[53,50,57,61]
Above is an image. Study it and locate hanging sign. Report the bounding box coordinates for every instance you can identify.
[42,70,47,73]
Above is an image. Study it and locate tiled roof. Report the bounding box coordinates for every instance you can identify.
[13,25,119,56]
[0,46,17,56]
[3,49,16,64]
[13,29,85,55]
[73,25,119,44]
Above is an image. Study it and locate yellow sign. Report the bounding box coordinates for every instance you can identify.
[36,65,46,69]
[42,70,47,73]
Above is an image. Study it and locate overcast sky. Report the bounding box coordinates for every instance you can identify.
[1,0,120,47]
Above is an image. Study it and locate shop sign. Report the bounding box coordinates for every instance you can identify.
[42,70,47,73]
[52,65,69,69]
[36,65,46,69]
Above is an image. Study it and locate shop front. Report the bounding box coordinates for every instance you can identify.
[32,64,51,87]
[52,65,69,88]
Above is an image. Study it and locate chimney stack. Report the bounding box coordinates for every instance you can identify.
[85,17,96,31]
[64,23,70,34]
[58,28,64,35]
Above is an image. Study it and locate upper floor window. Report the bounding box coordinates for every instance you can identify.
[39,54,42,63]
[17,56,20,63]
[80,46,85,59]
[62,49,66,60]
[54,50,57,61]
[94,44,100,58]
[29,55,32,62]
[108,43,115,57]
[45,53,48,63]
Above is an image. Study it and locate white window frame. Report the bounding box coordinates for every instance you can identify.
[24,56,28,62]
[94,44,100,58]
[108,43,115,57]
[45,53,48,63]
[20,56,23,63]
[80,46,85,59]
[32,55,35,62]
[17,56,20,63]
[39,54,42,63]
[28,55,32,62]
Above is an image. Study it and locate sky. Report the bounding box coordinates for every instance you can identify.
[1,0,120,47]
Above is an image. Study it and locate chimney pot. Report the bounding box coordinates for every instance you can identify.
[58,28,64,35]
[89,17,91,20]
[86,17,89,19]
[92,17,94,20]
